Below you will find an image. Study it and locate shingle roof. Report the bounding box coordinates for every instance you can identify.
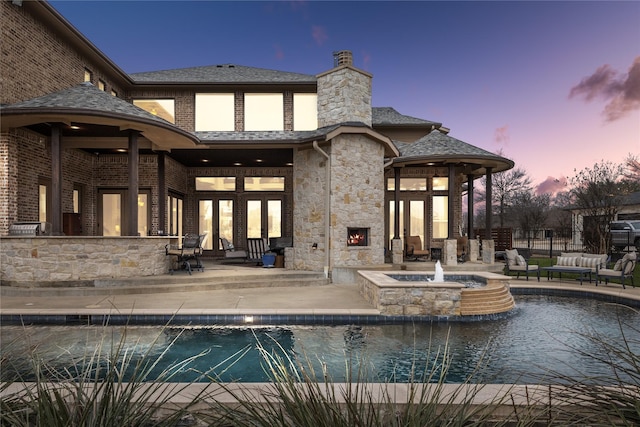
[1,82,199,149]
[130,64,317,84]
[398,129,499,158]
[622,191,640,206]
[372,107,440,127]
[2,82,172,125]
[392,129,514,173]
[196,122,359,143]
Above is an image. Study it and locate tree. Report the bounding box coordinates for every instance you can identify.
[475,166,533,228]
[622,153,640,190]
[510,191,551,239]
[569,160,627,253]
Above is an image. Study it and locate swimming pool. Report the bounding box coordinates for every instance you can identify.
[1,295,638,384]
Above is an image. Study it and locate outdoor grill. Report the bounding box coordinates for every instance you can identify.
[8,222,50,236]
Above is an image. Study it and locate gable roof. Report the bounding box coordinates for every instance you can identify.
[130,64,317,85]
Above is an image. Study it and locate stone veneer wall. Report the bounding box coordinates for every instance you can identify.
[291,134,386,272]
[0,237,173,286]
[330,134,385,267]
[316,65,372,128]
[357,274,462,316]
[291,147,328,271]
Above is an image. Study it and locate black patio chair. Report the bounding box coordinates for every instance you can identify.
[165,233,206,275]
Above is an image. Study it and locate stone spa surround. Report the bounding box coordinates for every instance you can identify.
[357,270,515,317]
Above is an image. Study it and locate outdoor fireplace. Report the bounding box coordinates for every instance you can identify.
[347,227,369,246]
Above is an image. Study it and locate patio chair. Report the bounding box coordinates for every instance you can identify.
[165,233,206,275]
[219,237,247,262]
[405,235,429,261]
[504,248,540,281]
[596,252,636,289]
[247,237,270,265]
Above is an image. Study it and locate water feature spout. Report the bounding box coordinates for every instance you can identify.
[432,260,445,282]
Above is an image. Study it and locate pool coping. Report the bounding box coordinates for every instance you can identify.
[1,280,638,326]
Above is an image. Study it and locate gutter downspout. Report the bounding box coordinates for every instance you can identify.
[313,140,331,279]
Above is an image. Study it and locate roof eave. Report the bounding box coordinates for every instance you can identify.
[1,108,199,149]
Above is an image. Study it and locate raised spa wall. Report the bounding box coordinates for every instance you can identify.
[357,270,515,317]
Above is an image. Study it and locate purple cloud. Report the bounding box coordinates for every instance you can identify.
[494,125,509,149]
[535,176,568,196]
[312,25,328,46]
[569,56,640,122]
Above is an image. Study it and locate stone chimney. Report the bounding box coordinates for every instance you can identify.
[317,50,372,128]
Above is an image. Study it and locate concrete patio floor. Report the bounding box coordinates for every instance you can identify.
[1,260,638,317]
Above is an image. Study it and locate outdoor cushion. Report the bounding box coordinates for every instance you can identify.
[505,249,518,265]
[516,255,526,266]
[613,259,623,271]
[579,257,600,269]
[582,253,608,268]
[561,252,583,258]
[557,256,579,267]
[622,252,637,274]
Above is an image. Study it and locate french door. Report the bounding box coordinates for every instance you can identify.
[197,195,284,255]
[246,197,282,240]
[198,197,235,254]
[388,198,426,251]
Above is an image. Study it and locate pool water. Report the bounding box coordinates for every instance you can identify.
[1,296,638,384]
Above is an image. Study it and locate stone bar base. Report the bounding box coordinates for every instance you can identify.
[0,236,175,286]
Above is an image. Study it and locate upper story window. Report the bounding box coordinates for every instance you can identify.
[433,177,448,191]
[98,80,106,91]
[244,177,285,191]
[195,93,234,131]
[195,177,236,191]
[244,93,283,131]
[386,178,427,191]
[83,68,92,83]
[110,89,118,97]
[133,99,175,123]
[293,93,317,131]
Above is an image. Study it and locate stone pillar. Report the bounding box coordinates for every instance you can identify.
[469,239,480,262]
[284,246,294,270]
[443,239,458,265]
[482,239,495,264]
[392,238,403,265]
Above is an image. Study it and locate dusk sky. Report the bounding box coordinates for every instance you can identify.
[49,1,640,194]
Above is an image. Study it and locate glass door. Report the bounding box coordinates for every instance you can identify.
[246,197,282,240]
[198,197,235,254]
[387,198,427,252]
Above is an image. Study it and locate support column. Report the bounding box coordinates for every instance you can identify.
[443,164,457,265]
[467,174,474,237]
[50,124,62,235]
[392,166,403,264]
[467,174,477,261]
[158,152,166,235]
[127,131,139,236]
[483,167,495,263]
[485,167,493,239]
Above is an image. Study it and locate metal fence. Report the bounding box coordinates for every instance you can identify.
[510,228,585,256]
